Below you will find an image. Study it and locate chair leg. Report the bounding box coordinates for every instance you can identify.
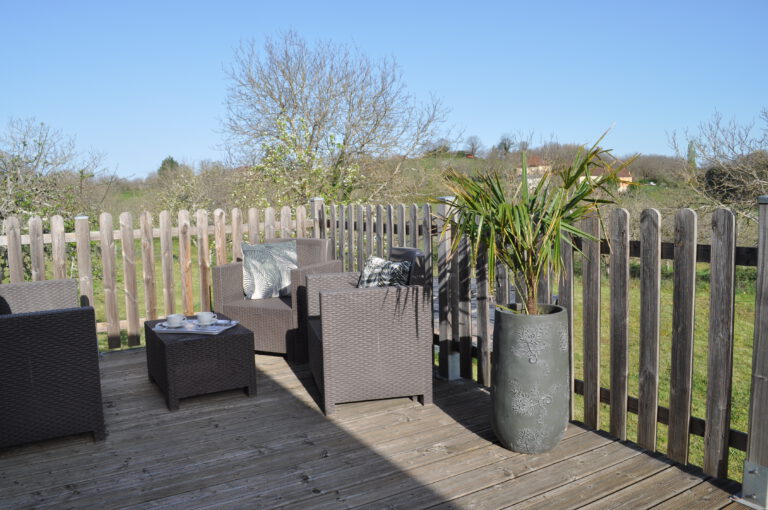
[418,392,433,406]
[323,399,335,416]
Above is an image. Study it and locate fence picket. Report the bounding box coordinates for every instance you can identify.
[196,209,211,312]
[458,235,472,379]
[704,208,736,478]
[330,205,338,261]
[477,243,491,387]
[582,216,601,430]
[347,205,354,271]
[376,205,384,257]
[247,208,260,243]
[75,216,94,306]
[386,205,394,258]
[668,208,698,465]
[119,212,140,346]
[231,208,243,262]
[638,208,661,451]
[397,204,406,248]
[338,205,345,270]
[610,208,630,440]
[366,205,373,258]
[5,217,23,283]
[50,215,67,280]
[140,212,157,320]
[28,216,45,281]
[356,205,364,270]
[280,206,292,238]
[437,203,452,379]
[214,209,226,266]
[100,213,120,348]
[410,204,418,248]
[264,207,276,239]
[159,210,175,315]
[178,210,194,315]
[559,235,575,419]
[296,205,307,238]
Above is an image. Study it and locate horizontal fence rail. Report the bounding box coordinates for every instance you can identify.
[2,199,767,485]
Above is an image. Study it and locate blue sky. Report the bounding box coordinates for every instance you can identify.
[1,0,766,178]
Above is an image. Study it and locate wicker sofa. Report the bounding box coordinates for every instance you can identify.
[0,279,106,448]
[212,238,341,362]
[306,247,433,415]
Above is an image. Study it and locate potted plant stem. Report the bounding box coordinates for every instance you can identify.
[437,134,634,453]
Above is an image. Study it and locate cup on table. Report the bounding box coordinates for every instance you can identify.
[196,311,218,326]
[166,314,187,328]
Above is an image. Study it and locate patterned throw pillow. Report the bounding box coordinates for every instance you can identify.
[357,256,412,288]
[242,241,298,299]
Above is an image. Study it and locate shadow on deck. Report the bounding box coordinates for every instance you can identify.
[0,349,741,509]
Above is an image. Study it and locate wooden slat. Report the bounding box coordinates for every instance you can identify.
[310,198,324,239]
[100,213,121,348]
[437,203,452,379]
[422,204,434,333]
[559,236,575,419]
[295,205,307,238]
[28,216,45,281]
[178,210,194,316]
[338,205,345,270]
[638,208,661,451]
[356,205,364,270]
[476,243,491,387]
[330,205,338,260]
[5,217,23,283]
[386,205,394,258]
[537,266,550,305]
[704,208,736,478]
[458,235,472,379]
[280,205,292,238]
[410,204,418,248]
[610,208,630,440]
[347,205,354,271]
[119,212,140,346]
[159,210,175,316]
[397,203,406,248]
[365,205,373,258]
[582,216,601,430]
[140,212,157,320]
[214,209,227,265]
[50,215,67,280]
[668,208,697,465]
[195,209,211,312]
[747,197,768,466]
[75,216,94,306]
[376,204,384,257]
[231,208,243,262]
[247,208,259,243]
[496,263,510,306]
[264,207,276,239]
[318,204,327,240]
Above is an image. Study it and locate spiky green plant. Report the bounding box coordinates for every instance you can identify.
[436,134,635,314]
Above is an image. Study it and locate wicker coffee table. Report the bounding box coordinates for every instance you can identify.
[145,315,256,410]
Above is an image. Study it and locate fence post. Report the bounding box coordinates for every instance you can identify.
[738,196,768,508]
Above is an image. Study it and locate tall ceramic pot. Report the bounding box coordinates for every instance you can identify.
[491,304,570,454]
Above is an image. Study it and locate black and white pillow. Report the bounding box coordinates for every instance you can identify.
[242,241,298,299]
[357,256,411,288]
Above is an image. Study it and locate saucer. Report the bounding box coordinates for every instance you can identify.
[159,322,185,329]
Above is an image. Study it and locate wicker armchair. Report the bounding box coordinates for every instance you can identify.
[0,279,106,448]
[212,237,341,362]
[306,247,433,415]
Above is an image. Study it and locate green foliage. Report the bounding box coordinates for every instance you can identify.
[437,134,635,314]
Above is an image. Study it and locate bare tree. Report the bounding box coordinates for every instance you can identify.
[0,118,108,221]
[224,31,447,203]
[673,109,768,221]
[495,134,515,158]
[464,135,484,157]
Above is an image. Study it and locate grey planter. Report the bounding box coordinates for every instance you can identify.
[491,304,570,454]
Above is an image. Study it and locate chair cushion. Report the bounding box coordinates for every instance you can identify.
[357,256,412,288]
[242,241,298,299]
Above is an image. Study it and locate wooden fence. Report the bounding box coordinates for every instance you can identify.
[2,198,768,486]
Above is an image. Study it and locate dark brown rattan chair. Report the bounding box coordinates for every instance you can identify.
[305,247,433,415]
[212,238,341,362]
[0,279,106,448]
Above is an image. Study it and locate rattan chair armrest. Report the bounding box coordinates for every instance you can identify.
[212,262,244,312]
[305,272,361,317]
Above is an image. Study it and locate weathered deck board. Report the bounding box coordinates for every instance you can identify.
[0,349,737,509]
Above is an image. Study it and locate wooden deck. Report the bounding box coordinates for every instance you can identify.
[0,349,742,509]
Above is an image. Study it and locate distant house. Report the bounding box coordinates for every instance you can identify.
[582,165,633,193]
[516,155,552,189]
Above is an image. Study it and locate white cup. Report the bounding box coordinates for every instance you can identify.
[166,314,187,328]
[196,311,218,326]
